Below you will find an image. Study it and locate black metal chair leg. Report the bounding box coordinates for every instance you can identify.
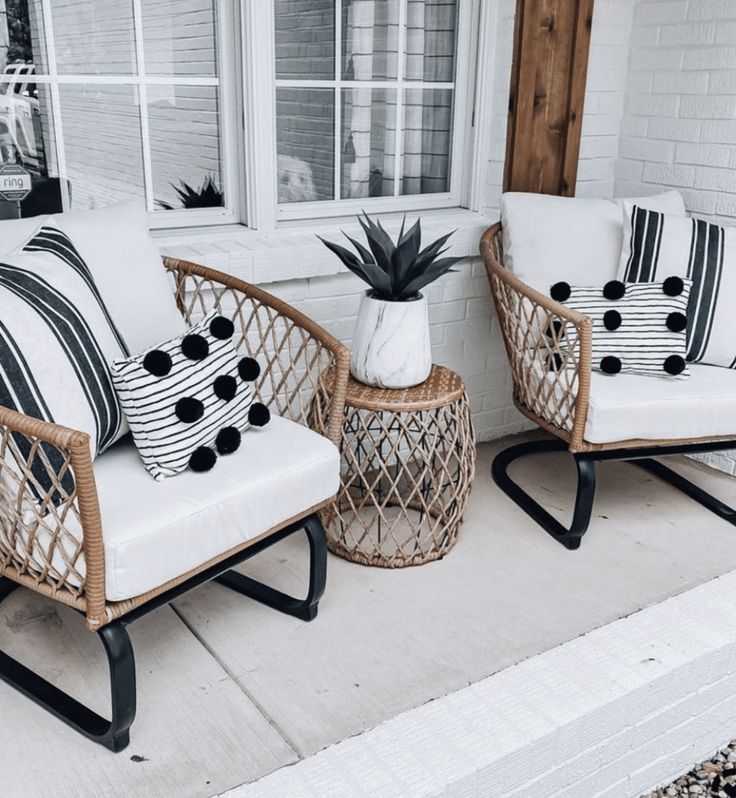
[0,617,136,752]
[492,439,597,550]
[0,576,19,604]
[215,512,328,621]
[630,457,736,525]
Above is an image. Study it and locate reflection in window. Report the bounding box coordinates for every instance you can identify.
[274,0,457,205]
[0,0,226,218]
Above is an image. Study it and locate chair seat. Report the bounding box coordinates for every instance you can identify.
[585,364,736,444]
[94,415,340,601]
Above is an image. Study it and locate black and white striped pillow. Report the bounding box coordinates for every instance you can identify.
[549,278,692,378]
[0,225,129,498]
[618,203,736,368]
[111,311,270,481]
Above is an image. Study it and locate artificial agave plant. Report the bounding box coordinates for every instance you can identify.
[319,212,463,301]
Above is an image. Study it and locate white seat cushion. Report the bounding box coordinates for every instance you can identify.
[585,364,736,444]
[94,415,340,601]
[500,190,686,292]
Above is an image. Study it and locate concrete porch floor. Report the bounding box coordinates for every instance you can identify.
[3,433,736,798]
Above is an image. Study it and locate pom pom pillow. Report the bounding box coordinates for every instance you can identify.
[549,278,692,379]
[111,311,270,480]
[618,203,736,368]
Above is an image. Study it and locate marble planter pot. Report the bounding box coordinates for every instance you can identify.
[350,291,432,389]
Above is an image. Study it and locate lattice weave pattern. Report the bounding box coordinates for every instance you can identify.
[0,416,89,609]
[0,258,349,631]
[312,367,475,567]
[482,226,593,449]
[169,263,340,445]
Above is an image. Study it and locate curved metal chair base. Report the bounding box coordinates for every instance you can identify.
[0,512,328,751]
[492,438,736,549]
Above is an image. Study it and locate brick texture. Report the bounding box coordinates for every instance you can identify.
[615,0,736,471]
[224,571,736,798]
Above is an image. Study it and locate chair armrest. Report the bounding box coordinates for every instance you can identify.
[0,406,108,627]
[164,257,351,447]
[480,225,593,450]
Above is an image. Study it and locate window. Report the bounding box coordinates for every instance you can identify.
[274,0,461,214]
[0,0,475,230]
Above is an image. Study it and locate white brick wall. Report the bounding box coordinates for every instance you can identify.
[615,0,736,225]
[225,571,736,798]
[254,0,635,444]
[615,0,736,471]
[163,0,638,445]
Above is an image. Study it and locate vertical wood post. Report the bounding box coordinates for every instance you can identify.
[503,0,595,196]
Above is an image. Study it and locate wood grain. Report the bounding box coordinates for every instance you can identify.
[504,0,595,196]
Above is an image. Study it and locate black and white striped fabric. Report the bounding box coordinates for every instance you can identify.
[0,225,128,497]
[549,278,692,379]
[618,203,735,368]
[111,311,270,481]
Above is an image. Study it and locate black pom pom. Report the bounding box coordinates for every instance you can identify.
[600,355,622,375]
[210,316,235,340]
[662,276,684,297]
[175,396,204,424]
[248,401,270,427]
[664,354,686,375]
[550,281,571,302]
[214,374,237,401]
[546,353,563,372]
[181,333,209,361]
[216,426,241,455]
[603,309,622,331]
[238,357,261,382]
[666,311,687,333]
[545,320,563,339]
[189,446,217,472]
[603,280,626,301]
[142,349,172,377]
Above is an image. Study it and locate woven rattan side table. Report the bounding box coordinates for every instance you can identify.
[311,365,476,567]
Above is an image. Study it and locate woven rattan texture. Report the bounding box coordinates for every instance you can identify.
[311,367,475,568]
[479,223,736,454]
[0,258,350,630]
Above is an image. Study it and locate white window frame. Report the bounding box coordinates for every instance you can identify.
[0,0,242,229]
[1,0,484,235]
[242,0,481,232]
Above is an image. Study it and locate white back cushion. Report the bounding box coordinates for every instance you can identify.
[48,202,186,353]
[0,216,54,254]
[500,191,686,293]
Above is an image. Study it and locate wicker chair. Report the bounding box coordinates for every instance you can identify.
[0,257,350,751]
[480,222,736,550]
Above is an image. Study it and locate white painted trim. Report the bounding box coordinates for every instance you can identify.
[131,0,154,213]
[39,0,69,211]
[467,0,498,213]
[218,570,736,798]
[242,0,278,231]
[334,0,343,202]
[153,207,493,284]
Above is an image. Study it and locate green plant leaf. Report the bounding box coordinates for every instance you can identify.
[413,230,457,270]
[318,236,392,297]
[398,216,421,248]
[391,217,422,290]
[401,256,464,297]
[342,231,375,265]
[358,211,395,273]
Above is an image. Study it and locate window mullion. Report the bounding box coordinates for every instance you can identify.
[131,0,154,213]
[243,0,278,231]
[334,0,342,202]
[39,0,69,210]
[393,0,407,198]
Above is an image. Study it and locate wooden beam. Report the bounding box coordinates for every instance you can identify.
[503,0,595,196]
